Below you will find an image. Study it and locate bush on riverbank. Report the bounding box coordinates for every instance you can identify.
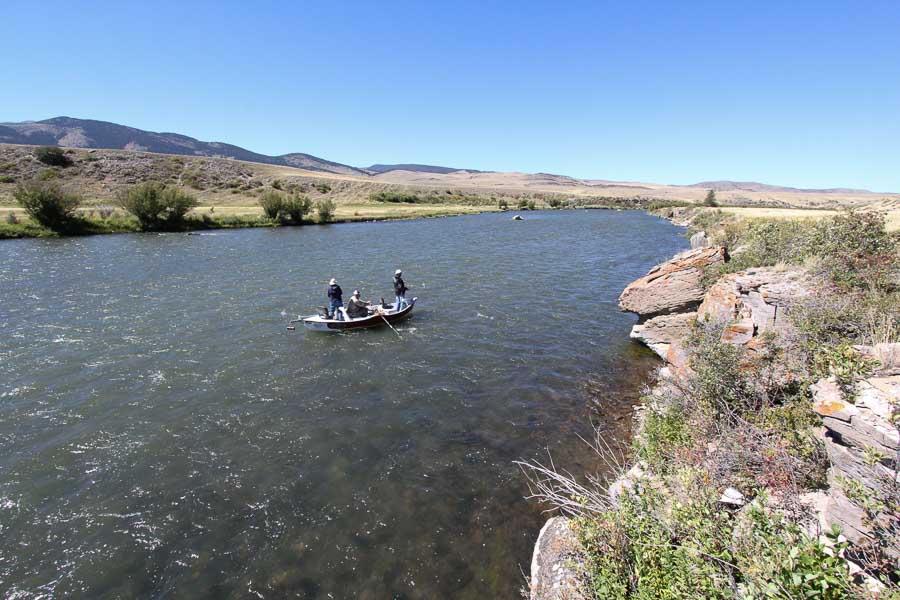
[14,180,83,232]
[259,190,285,220]
[283,194,312,224]
[370,190,505,207]
[117,182,198,230]
[259,191,312,224]
[315,198,336,222]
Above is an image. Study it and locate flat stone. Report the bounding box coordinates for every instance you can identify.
[811,378,858,423]
[719,486,746,506]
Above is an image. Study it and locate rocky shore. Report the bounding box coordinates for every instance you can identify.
[529,211,899,599]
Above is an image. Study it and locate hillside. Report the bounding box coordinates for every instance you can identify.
[686,180,874,194]
[0,117,369,176]
[1,118,895,205]
[366,163,480,175]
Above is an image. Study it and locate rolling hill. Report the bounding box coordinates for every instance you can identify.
[0,117,369,177]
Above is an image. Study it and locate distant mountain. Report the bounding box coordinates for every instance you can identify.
[366,163,482,175]
[687,180,872,194]
[0,117,369,176]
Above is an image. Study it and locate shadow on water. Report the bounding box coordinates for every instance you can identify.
[0,210,687,598]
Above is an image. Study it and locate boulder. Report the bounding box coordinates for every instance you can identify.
[690,231,709,249]
[619,246,727,317]
[530,517,588,600]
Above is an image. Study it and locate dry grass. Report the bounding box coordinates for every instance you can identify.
[707,206,900,231]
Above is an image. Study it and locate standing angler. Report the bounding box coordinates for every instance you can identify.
[327,278,344,320]
[393,269,408,310]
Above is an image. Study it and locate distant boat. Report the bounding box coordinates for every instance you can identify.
[512,215,524,220]
[301,298,417,332]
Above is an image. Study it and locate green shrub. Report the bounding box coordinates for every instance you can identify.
[703,189,718,207]
[271,179,283,190]
[370,192,423,203]
[6,212,19,224]
[258,191,286,220]
[36,168,60,181]
[316,199,336,222]
[314,183,331,194]
[686,322,755,414]
[498,198,509,210]
[283,194,312,224]
[810,343,877,400]
[811,211,899,290]
[636,404,694,472]
[34,146,72,167]
[14,180,81,231]
[0,175,14,183]
[117,182,198,230]
[576,480,861,600]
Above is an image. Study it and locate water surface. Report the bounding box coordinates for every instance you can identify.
[0,210,687,598]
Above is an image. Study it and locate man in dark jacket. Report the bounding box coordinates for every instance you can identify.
[327,278,343,320]
[393,269,408,310]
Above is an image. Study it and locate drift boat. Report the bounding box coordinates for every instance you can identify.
[300,297,417,332]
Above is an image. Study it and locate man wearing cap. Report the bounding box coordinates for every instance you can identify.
[327,278,343,320]
[346,290,372,319]
[393,269,408,310]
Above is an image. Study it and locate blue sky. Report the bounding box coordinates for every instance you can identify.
[1,1,898,190]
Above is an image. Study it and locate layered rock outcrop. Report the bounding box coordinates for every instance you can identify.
[811,365,899,551]
[618,246,726,317]
[697,267,812,345]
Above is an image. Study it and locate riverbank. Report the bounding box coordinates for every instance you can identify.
[526,209,899,598]
[0,203,498,239]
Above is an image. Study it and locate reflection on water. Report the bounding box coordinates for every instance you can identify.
[0,210,686,598]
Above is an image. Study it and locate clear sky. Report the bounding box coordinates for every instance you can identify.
[2,1,898,190]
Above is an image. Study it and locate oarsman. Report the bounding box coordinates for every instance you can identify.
[346,290,372,319]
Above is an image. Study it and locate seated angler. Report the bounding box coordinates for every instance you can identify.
[345,290,372,319]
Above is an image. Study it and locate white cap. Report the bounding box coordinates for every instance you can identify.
[329,278,336,285]
[395,269,402,275]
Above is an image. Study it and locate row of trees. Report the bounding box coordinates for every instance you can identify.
[12,180,337,233]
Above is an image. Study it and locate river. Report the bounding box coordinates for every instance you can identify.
[0,210,687,598]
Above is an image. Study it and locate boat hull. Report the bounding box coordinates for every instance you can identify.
[301,298,416,332]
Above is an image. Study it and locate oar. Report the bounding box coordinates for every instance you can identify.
[379,314,402,338]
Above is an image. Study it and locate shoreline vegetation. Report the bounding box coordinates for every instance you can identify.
[4,191,899,241]
[524,208,899,598]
